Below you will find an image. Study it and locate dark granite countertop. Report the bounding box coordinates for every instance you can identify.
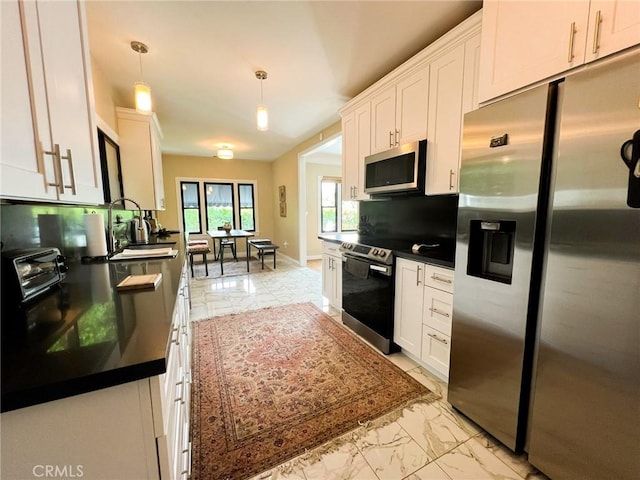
[1,236,186,413]
[318,233,454,268]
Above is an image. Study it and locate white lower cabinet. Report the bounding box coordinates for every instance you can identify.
[394,258,454,381]
[393,258,424,358]
[0,260,192,480]
[322,242,342,309]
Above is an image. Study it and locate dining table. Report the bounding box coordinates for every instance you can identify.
[207,229,255,275]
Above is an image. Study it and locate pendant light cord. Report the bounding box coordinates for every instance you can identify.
[138,52,145,84]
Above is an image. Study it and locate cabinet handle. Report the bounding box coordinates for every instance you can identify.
[429,307,450,318]
[449,169,455,190]
[592,10,602,54]
[416,265,422,286]
[181,441,192,477]
[389,131,394,148]
[171,327,180,345]
[175,379,184,403]
[431,274,452,284]
[60,148,77,194]
[43,144,63,193]
[428,332,449,345]
[567,21,577,63]
[395,129,400,146]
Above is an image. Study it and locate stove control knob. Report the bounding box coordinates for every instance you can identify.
[380,250,387,257]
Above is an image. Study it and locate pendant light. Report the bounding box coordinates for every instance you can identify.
[255,70,268,131]
[131,41,152,114]
[216,145,234,160]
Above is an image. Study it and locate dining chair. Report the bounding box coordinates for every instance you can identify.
[216,226,237,261]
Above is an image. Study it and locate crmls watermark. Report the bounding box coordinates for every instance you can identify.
[32,465,84,478]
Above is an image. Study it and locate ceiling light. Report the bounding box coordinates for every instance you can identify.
[131,41,152,114]
[216,146,234,160]
[255,70,268,131]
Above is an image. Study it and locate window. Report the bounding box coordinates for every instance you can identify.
[180,181,201,233]
[320,178,357,233]
[178,180,257,234]
[205,182,234,230]
[321,180,338,232]
[238,184,255,231]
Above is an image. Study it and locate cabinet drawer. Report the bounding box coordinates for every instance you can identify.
[423,287,453,336]
[424,265,454,293]
[322,241,341,256]
[421,326,451,380]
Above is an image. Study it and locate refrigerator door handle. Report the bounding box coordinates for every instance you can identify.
[620,130,640,177]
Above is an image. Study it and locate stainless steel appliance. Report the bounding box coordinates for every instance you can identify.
[364,140,426,195]
[449,49,639,479]
[339,241,396,354]
[1,248,67,303]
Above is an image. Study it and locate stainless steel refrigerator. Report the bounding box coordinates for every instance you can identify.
[449,48,639,480]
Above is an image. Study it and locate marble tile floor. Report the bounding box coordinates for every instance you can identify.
[188,260,549,480]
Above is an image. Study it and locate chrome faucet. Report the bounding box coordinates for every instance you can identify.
[107,197,143,255]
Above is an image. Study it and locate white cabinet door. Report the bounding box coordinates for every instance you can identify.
[393,258,424,357]
[0,0,57,201]
[479,1,591,102]
[35,0,102,204]
[370,86,397,154]
[370,68,429,154]
[462,33,482,114]
[341,104,371,200]
[1,0,102,204]
[426,44,465,195]
[341,111,357,200]
[117,108,165,210]
[395,66,429,146]
[585,0,640,63]
[322,243,342,309]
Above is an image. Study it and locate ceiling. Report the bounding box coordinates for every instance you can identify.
[86,1,482,161]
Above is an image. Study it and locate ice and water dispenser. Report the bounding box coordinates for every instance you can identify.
[466,220,516,284]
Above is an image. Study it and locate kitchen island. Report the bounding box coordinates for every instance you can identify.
[1,238,191,479]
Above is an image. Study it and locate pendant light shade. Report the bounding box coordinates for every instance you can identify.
[134,82,152,113]
[256,104,268,132]
[131,41,152,114]
[216,146,234,160]
[255,70,268,131]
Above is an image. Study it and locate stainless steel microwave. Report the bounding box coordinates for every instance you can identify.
[364,139,427,195]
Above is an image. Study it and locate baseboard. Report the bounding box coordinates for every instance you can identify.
[306,255,322,261]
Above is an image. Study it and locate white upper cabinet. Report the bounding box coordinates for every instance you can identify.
[585,1,640,62]
[370,66,429,154]
[1,0,103,204]
[341,103,370,201]
[116,108,165,211]
[426,24,482,195]
[479,0,640,102]
[340,11,482,197]
[426,44,466,195]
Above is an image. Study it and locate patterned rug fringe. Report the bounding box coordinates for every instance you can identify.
[264,392,439,477]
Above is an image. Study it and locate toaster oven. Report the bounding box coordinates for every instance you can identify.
[1,248,68,303]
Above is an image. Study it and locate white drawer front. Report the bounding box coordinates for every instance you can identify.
[423,287,453,336]
[421,326,451,380]
[424,265,454,293]
[322,241,341,256]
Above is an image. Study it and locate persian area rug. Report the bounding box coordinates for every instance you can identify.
[190,302,435,480]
